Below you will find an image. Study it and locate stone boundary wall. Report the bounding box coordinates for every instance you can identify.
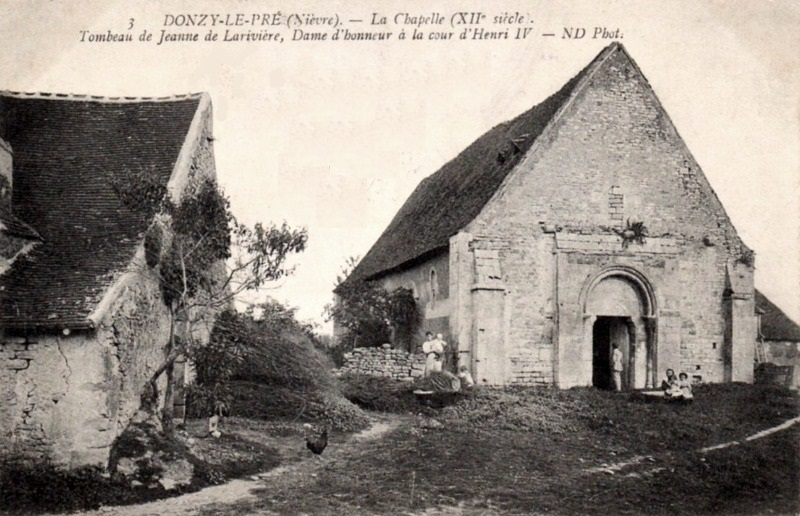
[339,344,426,381]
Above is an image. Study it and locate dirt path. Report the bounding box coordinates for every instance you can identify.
[584,415,800,477]
[81,415,407,516]
[77,413,799,515]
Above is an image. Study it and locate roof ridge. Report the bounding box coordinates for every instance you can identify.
[0,90,207,103]
[341,44,623,286]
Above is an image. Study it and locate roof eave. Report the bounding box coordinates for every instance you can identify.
[336,244,450,292]
[1,319,95,335]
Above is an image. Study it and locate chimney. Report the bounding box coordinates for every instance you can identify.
[0,137,11,209]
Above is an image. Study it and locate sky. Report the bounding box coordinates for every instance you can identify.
[1,0,798,332]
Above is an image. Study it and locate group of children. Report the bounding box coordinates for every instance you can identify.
[661,369,694,402]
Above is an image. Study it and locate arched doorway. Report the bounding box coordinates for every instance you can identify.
[591,316,635,389]
[581,267,657,390]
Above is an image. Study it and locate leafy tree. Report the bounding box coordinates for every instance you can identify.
[325,257,421,352]
[110,168,307,430]
[184,310,245,418]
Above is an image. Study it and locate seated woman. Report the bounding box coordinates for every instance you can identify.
[677,372,694,402]
[661,369,678,397]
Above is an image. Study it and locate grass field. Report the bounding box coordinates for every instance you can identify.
[191,382,799,515]
[226,418,798,515]
[1,382,797,514]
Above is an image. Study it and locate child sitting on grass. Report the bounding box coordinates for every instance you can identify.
[458,365,475,390]
[678,372,694,402]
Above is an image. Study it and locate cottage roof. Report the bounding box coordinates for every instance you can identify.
[755,289,800,342]
[342,43,620,286]
[0,93,203,330]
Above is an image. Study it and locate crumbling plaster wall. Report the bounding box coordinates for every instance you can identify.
[0,262,170,467]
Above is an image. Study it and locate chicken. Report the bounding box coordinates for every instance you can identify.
[305,426,328,456]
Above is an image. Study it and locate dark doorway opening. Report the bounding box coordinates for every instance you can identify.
[592,316,630,390]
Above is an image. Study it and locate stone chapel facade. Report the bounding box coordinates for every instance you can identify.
[339,43,757,389]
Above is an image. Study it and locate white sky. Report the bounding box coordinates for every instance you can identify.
[1,0,798,332]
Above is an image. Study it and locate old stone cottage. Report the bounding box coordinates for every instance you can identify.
[0,91,217,467]
[341,42,759,389]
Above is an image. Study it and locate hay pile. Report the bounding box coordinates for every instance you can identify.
[437,387,580,433]
[229,328,369,430]
[190,309,369,431]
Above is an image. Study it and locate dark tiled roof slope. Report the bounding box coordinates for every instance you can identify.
[0,95,201,330]
[756,289,800,342]
[343,44,616,286]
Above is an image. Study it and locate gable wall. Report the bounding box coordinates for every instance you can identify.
[475,47,740,243]
[466,47,753,385]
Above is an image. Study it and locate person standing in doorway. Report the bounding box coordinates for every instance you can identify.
[611,342,624,391]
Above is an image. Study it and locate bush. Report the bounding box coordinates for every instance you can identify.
[185,383,233,419]
[339,374,420,413]
[323,340,348,368]
[326,257,422,352]
[0,458,174,513]
[187,304,362,429]
[185,313,245,418]
[0,461,108,512]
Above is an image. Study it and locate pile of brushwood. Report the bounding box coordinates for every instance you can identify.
[339,373,420,413]
[436,383,800,450]
[188,304,369,431]
[338,371,465,413]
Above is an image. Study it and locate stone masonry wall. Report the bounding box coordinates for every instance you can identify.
[339,344,426,381]
[373,251,454,352]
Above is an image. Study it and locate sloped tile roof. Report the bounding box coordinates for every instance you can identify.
[342,43,618,286]
[0,94,201,330]
[756,289,800,342]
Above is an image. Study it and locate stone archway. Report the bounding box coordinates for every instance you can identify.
[580,267,657,389]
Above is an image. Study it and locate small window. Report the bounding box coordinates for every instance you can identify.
[430,269,438,302]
